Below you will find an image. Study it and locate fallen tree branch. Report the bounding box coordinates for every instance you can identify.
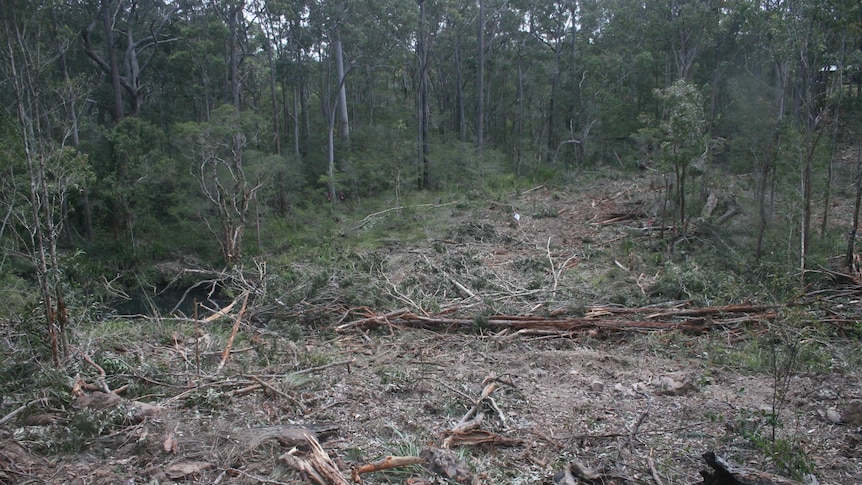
[349,201,459,231]
[334,308,410,332]
[217,292,249,373]
[353,455,425,477]
[336,303,777,336]
[0,398,49,426]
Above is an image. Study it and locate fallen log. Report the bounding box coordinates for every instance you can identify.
[336,303,777,336]
[334,307,411,332]
[698,452,806,485]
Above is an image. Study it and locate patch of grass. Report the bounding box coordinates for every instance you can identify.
[727,408,814,481]
[296,351,332,369]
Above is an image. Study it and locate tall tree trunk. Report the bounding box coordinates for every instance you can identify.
[267,44,280,154]
[417,0,430,189]
[334,31,350,146]
[292,84,301,159]
[454,35,466,141]
[103,0,124,122]
[846,136,862,268]
[516,35,526,170]
[229,1,243,109]
[755,61,788,261]
[476,0,485,156]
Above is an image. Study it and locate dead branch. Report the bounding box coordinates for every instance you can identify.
[440,429,523,447]
[247,375,306,412]
[353,455,426,476]
[627,390,651,452]
[0,398,49,426]
[349,201,459,231]
[334,308,410,332]
[77,351,111,393]
[217,292,249,373]
[443,374,513,448]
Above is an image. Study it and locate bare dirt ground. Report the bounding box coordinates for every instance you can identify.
[2,170,862,484]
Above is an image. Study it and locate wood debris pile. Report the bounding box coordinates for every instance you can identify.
[336,303,777,337]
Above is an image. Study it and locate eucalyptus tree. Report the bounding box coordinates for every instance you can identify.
[81,0,178,121]
[655,80,707,231]
[1,1,92,365]
[176,106,262,267]
[521,0,576,162]
[163,2,228,123]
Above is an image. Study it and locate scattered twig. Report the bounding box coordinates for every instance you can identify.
[627,389,652,452]
[247,375,305,413]
[293,359,355,376]
[648,448,665,485]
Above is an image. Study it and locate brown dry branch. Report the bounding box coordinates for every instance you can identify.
[335,308,411,332]
[229,424,339,454]
[352,455,426,477]
[217,291,249,373]
[442,374,516,449]
[76,348,111,393]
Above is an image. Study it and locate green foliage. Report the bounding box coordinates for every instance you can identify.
[727,408,814,481]
[0,271,35,322]
[652,80,709,227]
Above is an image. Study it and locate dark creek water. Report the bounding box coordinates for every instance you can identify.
[110,286,225,318]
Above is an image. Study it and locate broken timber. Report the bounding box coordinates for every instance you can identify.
[336,304,776,334]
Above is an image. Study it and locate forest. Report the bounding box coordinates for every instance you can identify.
[2,0,862,483]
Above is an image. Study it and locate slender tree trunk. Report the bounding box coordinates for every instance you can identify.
[267,44,281,154]
[292,84,301,159]
[228,1,243,109]
[516,36,526,170]
[334,32,350,146]
[547,43,562,162]
[476,0,485,156]
[417,0,430,189]
[755,61,788,261]
[846,137,862,268]
[102,0,123,122]
[6,28,69,365]
[454,35,466,141]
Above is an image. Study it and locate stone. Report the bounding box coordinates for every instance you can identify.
[654,374,697,396]
[843,400,862,426]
